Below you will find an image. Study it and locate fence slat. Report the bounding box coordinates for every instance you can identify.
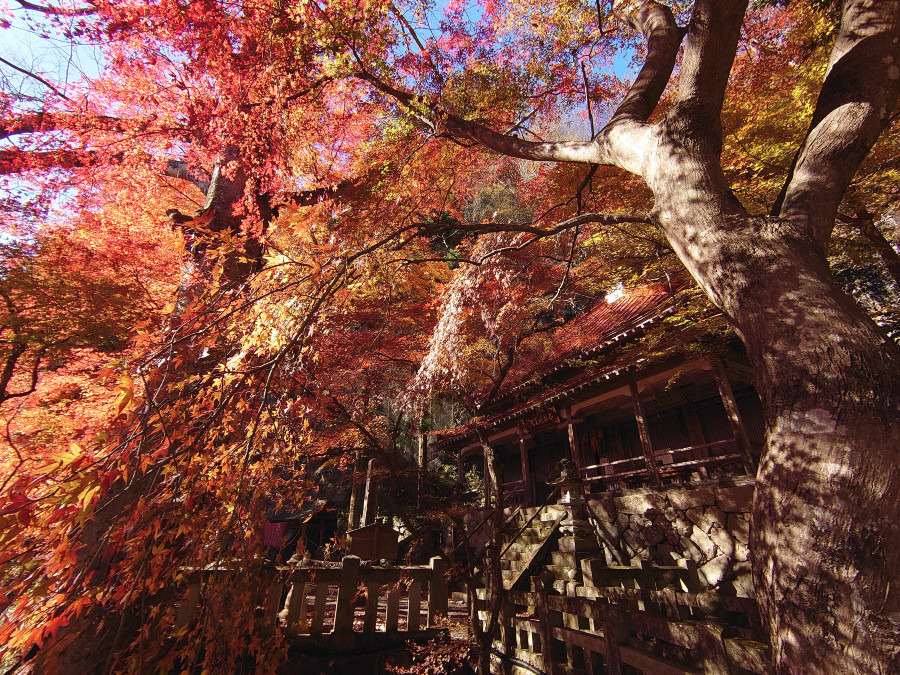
[283,581,307,635]
[386,589,401,632]
[363,582,380,632]
[311,582,328,634]
[333,555,360,634]
[262,580,283,636]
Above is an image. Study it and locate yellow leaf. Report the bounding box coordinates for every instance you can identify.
[80,485,100,511]
[115,375,134,415]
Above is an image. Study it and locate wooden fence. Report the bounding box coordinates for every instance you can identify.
[176,555,448,643]
[482,559,770,674]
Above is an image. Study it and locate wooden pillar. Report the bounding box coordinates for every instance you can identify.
[683,406,710,480]
[408,579,423,631]
[629,382,660,487]
[483,452,491,506]
[599,605,626,675]
[417,432,427,507]
[518,425,532,506]
[534,574,559,675]
[385,589,401,632]
[565,406,581,471]
[361,458,378,527]
[347,452,363,529]
[710,360,756,475]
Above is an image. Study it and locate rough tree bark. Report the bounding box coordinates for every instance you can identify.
[371,0,900,671]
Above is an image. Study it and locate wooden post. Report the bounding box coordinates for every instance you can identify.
[175,582,201,631]
[683,405,710,479]
[283,581,307,635]
[697,622,733,675]
[678,557,701,593]
[710,360,757,475]
[408,579,423,631]
[361,458,378,527]
[333,555,361,634]
[347,452,363,529]
[599,605,626,675]
[518,426,532,506]
[534,574,560,675]
[499,598,516,653]
[417,431,427,507]
[629,382,660,487]
[483,452,491,506]
[262,578,284,636]
[428,556,448,627]
[565,407,581,471]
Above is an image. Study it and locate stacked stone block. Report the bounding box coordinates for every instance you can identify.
[586,479,754,597]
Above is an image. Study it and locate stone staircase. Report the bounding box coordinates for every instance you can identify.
[496,505,565,591]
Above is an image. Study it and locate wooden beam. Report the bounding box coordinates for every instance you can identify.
[709,360,756,476]
[629,382,660,487]
[566,406,581,472]
[518,425,533,506]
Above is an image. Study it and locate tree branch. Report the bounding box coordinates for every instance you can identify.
[0,148,99,174]
[0,56,71,101]
[164,160,211,194]
[609,0,683,124]
[12,0,96,17]
[671,0,748,133]
[774,0,900,245]
[358,1,680,179]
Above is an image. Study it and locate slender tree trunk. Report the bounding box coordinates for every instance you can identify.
[472,429,504,674]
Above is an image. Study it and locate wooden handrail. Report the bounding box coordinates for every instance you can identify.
[451,479,530,556]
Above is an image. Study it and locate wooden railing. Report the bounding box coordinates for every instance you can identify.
[176,555,448,639]
[502,479,526,506]
[580,439,746,491]
[481,559,769,675]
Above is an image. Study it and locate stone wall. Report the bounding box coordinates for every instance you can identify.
[585,478,755,597]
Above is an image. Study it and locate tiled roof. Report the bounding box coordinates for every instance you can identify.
[430,284,683,449]
[499,283,677,396]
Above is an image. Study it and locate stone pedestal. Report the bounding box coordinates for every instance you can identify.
[550,459,601,555]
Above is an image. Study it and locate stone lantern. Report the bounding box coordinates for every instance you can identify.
[549,459,598,553]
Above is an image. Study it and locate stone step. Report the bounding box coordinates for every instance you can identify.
[544,564,580,583]
[552,579,582,595]
[551,551,578,567]
[557,535,601,554]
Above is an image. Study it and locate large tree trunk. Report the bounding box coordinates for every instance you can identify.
[658,192,900,672]
[647,99,900,670]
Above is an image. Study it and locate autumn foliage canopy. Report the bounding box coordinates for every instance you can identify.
[0,0,898,673]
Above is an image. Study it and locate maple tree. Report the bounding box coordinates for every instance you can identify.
[0,0,898,673]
